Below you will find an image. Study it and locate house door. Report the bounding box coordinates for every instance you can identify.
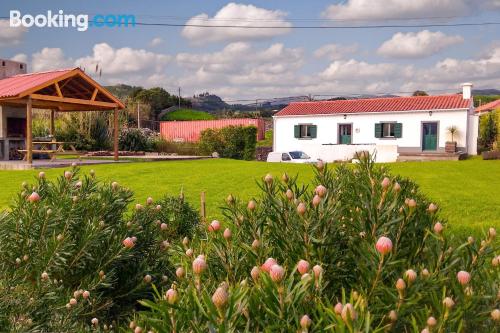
[422,122,438,151]
[339,124,352,144]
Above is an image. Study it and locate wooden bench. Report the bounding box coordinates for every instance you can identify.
[18,149,57,161]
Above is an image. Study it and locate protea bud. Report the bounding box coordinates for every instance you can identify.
[160,223,168,231]
[251,266,260,280]
[166,288,178,304]
[301,273,311,281]
[281,173,289,183]
[90,169,95,177]
[428,203,438,213]
[82,291,90,299]
[405,269,417,283]
[28,192,40,203]
[491,309,500,322]
[315,185,327,198]
[341,303,357,322]
[185,248,193,257]
[421,268,430,278]
[316,160,324,171]
[313,265,323,279]
[91,318,98,326]
[143,274,152,283]
[467,236,474,245]
[226,194,234,204]
[312,195,321,207]
[421,329,429,333]
[176,267,185,279]
[134,327,143,333]
[433,222,444,234]
[427,316,437,327]
[182,237,189,246]
[251,239,260,250]
[396,278,406,291]
[407,199,417,208]
[264,173,273,185]
[285,189,294,201]
[443,297,454,309]
[492,256,500,267]
[262,258,277,273]
[247,200,256,211]
[111,181,118,190]
[389,310,397,322]
[192,257,207,275]
[69,298,77,306]
[75,181,82,189]
[38,172,45,179]
[64,171,72,180]
[489,227,497,239]
[381,177,390,190]
[270,265,285,282]
[297,202,307,215]
[41,272,49,280]
[146,197,153,205]
[297,260,310,275]
[208,220,221,232]
[375,236,393,255]
[393,182,401,192]
[212,285,229,309]
[334,302,343,315]
[155,204,161,211]
[223,228,232,240]
[457,271,471,285]
[300,315,312,330]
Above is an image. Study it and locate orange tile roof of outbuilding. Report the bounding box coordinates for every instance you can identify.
[475,99,500,113]
[0,69,74,98]
[275,94,471,116]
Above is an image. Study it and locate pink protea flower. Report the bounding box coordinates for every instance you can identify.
[38,172,45,179]
[286,189,294,201]
[270,264,285,282]
[443,297,454,309]
[405,269,417,283]
[427,316,437,327]
[407,199,417,208]
[312,265,323,279]
[393,182,401,192]
[223,228,232,240]
[315,185,327,198]
[297,202,307,215]
[395,278,406,291]
[160,223,168,231]
[212,285,229,309]
[69,298,77,306]
[251,266,260,280]
[131,236,137,242]
[192,257,207,275]
[146,197,153,205]
[134,327,143,333]
[82,291,90,299]
[300,315,312,329]
[208,220,221,232]
[297,260,310,275]
[334,302,343,315]
[64,171,72,180]
[176,267,185,279]
[457,271,471,285]
[185,248,193,257]
[375,236,393,255]
[165,288,178,304]
[122,237,135,249]
[28,192,40,203]
[262,258,277,273]
[428,203,438,213]
[491,309,500,322]
[433,222,444,234]
[264,173,273,185]
[312,195,321,207]
[341,303,357,322]
[247,200,256,211]
[251,239,260,250]
[91,318,98,326]
[381,177,390,190]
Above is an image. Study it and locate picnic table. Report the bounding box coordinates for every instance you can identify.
[18,141,77,161]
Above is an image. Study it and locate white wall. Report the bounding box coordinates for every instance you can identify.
[274,109,471,160]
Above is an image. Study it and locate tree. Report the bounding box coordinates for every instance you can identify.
[479,111,498,151]
[412,90,428,96]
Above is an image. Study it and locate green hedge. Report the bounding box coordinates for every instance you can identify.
[199,125,257,160]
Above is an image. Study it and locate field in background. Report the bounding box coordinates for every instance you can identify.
[0,159,498,240]
[160,108,215,121]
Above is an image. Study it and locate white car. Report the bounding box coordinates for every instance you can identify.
[267,151,315,163]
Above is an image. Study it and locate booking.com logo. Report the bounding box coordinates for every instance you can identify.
[9,10,136,32]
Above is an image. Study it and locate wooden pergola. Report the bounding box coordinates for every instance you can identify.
[0,68,125,164]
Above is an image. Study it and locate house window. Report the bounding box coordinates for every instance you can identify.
[294,124,317,139]
[375,122,402,138]
[20,64,24,69]
[1,61,5,66]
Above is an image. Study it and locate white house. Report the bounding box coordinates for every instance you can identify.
[273,84,479,162]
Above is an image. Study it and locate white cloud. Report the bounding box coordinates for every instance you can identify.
[378,30,463,58]
[32,48,73,72]
[320,59,411,81]
[182,3,292,44]
[314,43,359,61]
[322,0,471,20]
[11,53,28,63]
[0,19,28,45]
[150,37,164,47]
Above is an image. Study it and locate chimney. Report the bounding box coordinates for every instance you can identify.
[461,82,473,99]
[0,59,27,80]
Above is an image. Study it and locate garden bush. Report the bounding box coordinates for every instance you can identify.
[119,127,158,152]
[132,158,499,332]
[199,125,257,160]
[0,166,199,332]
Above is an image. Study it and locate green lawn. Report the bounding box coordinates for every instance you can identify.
[0,159,498,239]
[161,108,215,121]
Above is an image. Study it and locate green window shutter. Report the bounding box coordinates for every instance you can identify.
[294,125,300,138]
[374,123,382,138]
[394,123,403,138]
[310,125,317,138]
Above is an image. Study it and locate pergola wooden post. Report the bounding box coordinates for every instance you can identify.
[26,96,33,164]
[113,108,119,161]
[49,109,55,137]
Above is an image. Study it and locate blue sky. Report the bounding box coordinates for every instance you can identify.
[1,0,500,100]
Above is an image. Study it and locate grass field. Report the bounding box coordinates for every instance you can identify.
[0,159,498,239]
[161,108,215,121]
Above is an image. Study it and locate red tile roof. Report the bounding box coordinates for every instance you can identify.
[0,68,74,98]
[275,94,471,116]
[475,99,500,113]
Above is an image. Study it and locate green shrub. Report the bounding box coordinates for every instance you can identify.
[0,167,199,332]
[161,109,215,121]
[151,138,200,155]
[199,126,257,160]
[134,158,499,332]
[119,128,158,152]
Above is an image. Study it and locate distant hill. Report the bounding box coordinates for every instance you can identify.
[473,89,500,95]
[105,84,142,101]
[189,93,232,112]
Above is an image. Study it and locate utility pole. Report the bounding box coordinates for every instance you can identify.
[178,87,181,108]
[255,99,258,113]
[137,102,141,128]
